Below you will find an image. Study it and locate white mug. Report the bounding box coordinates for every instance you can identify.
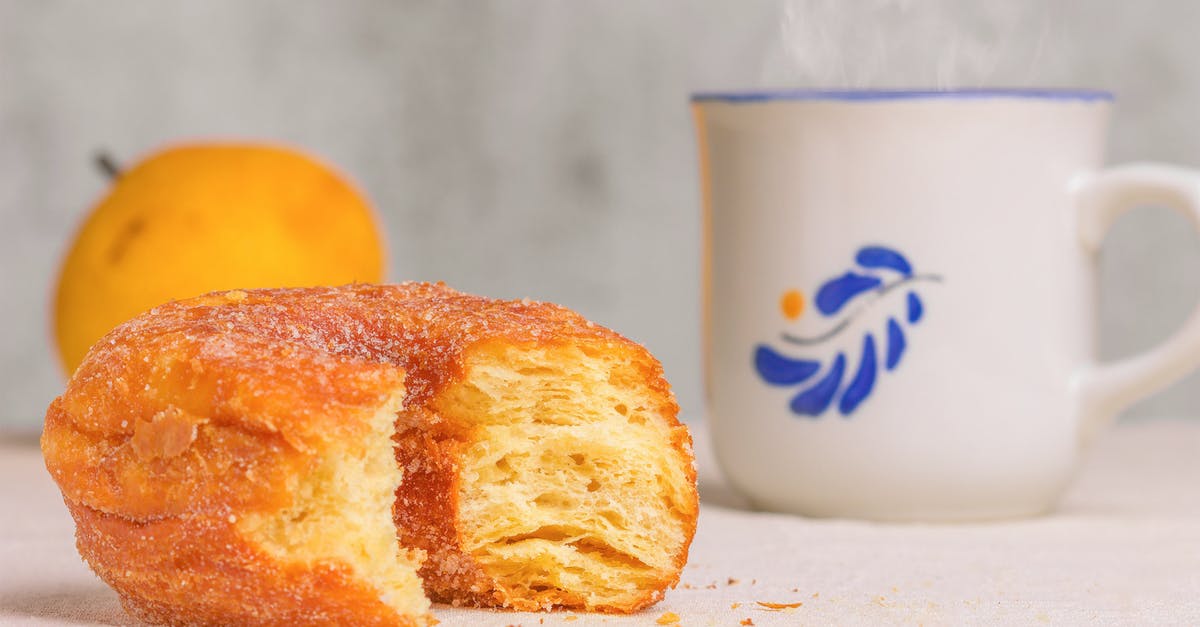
[693,89,1200,521]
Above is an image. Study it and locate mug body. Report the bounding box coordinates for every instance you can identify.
[695,90,1113,520]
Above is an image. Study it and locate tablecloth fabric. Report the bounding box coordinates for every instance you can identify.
[2,420,1198,626]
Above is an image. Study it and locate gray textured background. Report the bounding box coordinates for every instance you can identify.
[2,0,1199,430]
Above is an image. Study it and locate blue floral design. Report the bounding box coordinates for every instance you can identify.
[753,245,942,418]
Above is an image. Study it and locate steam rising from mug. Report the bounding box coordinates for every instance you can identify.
[763,0,1065,88]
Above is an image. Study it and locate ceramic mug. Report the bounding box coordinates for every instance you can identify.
[693,89,1200,521]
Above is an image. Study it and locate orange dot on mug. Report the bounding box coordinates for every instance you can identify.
[780,289,805,320]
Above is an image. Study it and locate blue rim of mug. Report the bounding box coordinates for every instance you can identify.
[690,88,1115,103]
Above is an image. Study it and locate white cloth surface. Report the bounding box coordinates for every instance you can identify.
[2,420,1198,626]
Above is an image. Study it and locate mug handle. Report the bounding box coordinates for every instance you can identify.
[1074,163,1200,444]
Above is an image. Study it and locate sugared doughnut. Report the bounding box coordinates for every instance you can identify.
[42,283,697,625]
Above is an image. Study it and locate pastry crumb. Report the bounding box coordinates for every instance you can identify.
[741,619,755,626]
[730,602,741,609]
[656,611,681,624]
[727,577,739,585]
[757,601,803,610]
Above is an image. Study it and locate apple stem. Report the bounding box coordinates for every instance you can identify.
[95,151,121,179]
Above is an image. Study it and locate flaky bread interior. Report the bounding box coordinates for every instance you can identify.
[238,391,430,621]
[442,342,695,611]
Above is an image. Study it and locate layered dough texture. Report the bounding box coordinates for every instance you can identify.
[42,283,698,626]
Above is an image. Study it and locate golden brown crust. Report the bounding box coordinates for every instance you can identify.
[43,286,416,626]
[67,501,418,627]
[43,282,698,621]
